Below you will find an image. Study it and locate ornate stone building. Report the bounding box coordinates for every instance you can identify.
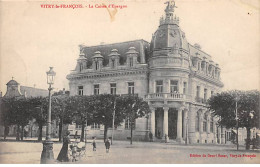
[67,0,224,144]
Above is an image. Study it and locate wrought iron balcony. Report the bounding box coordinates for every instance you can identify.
[144,93,185,100]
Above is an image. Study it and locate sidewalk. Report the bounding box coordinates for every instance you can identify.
[0,139,259,163]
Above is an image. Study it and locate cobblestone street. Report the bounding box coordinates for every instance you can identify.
[0,139,259,164]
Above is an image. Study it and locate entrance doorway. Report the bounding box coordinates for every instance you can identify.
[168,108,177,139]
[155,108,163,139]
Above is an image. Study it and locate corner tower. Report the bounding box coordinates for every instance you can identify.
[148,0,190,95]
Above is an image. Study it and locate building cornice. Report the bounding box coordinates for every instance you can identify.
[66,67,148,80]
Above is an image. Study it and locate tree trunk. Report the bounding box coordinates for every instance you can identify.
[104,125,108,142]
[16,125,20,141]
[38,123,43,141]
[21,125,24,141]
[80,121,85,142]
[246,127,251,150]
[130,121,133,145]
[58,117,63,142]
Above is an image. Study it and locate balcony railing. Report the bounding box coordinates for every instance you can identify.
[145,93,185,100]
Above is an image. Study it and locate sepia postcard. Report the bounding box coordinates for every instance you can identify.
[0,0,259,164]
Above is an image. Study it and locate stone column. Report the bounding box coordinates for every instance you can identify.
[213,121,217,144]
[150,107,155,139]
[188,106,196,144]
[198,61,201,71]
[177,108,183,142]
[221,127,225,144]
[199,111,203,143]
[183,110,188,141]
[206,115,210,134]
[163,107,169,142]
[218,126,222,144]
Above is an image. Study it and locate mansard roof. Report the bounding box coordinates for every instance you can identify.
[82,39,150,68]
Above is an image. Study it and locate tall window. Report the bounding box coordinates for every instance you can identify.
[129,57,134,67]
[110,83,116,94]
[111,59,115,68]
[78,86,83,95]
[95,61,99,70]
[79,63,83,72]
[156,80,163,93]
[91,123,100,129]
[94,84,100,95]
[128,82,134,94]
[210,118,214,133]
[125,117,135,129]
[183,82,187,94]
[170,80,178,93]
[203,114,207,132]
[204,88,208,100]
[196,86,200,97]
[195,112,199,132]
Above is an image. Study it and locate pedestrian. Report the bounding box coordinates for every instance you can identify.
[105,138,110,153]
[149,132,153,142]
[57,131,71,162]
[92,137,96,151]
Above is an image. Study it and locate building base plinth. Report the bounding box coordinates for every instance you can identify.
[176,138,184,143]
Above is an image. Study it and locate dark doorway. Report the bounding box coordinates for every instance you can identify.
[155,108,163,139]
[168,108,177,139]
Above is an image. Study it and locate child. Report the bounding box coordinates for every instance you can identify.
[92,137,96,151]
[105,138,110,153]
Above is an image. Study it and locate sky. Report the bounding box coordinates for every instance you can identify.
[0,0,259,94]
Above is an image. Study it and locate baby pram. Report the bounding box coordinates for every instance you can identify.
[68,140,87,162]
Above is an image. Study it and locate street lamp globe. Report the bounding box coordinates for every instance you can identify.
[46,67,56,85]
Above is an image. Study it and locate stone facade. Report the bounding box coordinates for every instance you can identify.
[66,0,224,143]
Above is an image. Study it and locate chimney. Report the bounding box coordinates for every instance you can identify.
[62,88,65,95]
[0,91,2,98]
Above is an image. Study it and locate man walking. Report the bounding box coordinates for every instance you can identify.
[105,138,110,153]
[92,137,96,151]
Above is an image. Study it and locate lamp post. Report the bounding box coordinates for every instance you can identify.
[235,96,240,151]
[41,67,56,164]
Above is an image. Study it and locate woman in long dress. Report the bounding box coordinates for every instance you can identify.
[57,131,70,162]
